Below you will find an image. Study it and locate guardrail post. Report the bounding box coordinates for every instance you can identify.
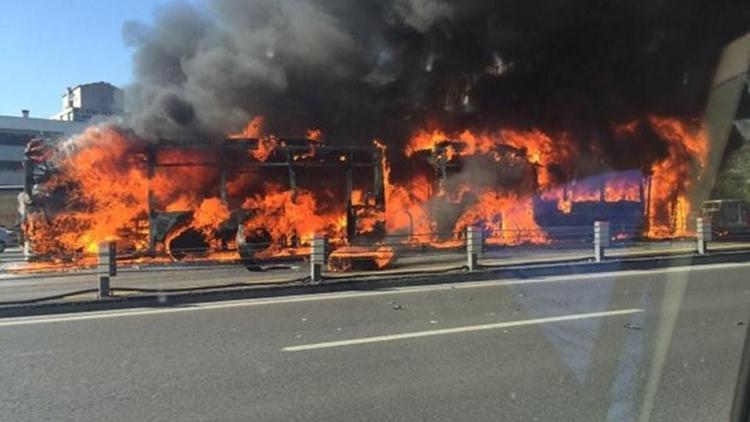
[466,226,483,271]
[697,217,711,255]
[310,234,326,283]
[97,242,116,298]
[23,240,32,261]
[594,221,610,263]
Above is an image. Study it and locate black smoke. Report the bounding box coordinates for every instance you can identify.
[123,0,750,152]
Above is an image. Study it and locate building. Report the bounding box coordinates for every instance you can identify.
[0,112,88,226]
[0,112,89,185]
[51,82,124,123]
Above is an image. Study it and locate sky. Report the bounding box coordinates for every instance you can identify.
[0,0,185,118]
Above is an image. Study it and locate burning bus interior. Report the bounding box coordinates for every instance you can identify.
[413,138,648,242]
[22,130,391,269]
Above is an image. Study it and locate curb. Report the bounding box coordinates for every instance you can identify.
[1,249,749,319]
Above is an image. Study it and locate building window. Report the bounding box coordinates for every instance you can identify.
[0,133,33,146]
[0,161,23,171]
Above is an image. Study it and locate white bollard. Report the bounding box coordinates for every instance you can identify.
[97,242,116,298]
[466,226,483,271]
[310,234,326,283]
[697,218,712,255]
[23,240,32,262]
[594,221,610,263]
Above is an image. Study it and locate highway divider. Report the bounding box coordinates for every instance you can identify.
[0,242,749,318]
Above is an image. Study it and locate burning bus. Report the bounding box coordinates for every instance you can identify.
[18,114,709,270]
[15,0,741,274]
[20,127,388,268]
[406,138,647,244]
[385,116,707,247]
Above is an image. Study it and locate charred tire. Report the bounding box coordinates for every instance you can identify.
[239,228,272,271]
[167,229,209,260]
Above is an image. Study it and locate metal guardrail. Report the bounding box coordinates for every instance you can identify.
[0,218,728,304]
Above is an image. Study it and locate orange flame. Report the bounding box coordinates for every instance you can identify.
[241,188,347,256]
[328,245,394,271]
[24,113,709,269]
[230,116,265,138]
[306,129,324,142]
[645,116,708,238]
[455,193,549,245]
[376,140,432,239]
[26,126,150,255]
[605,177,642,202]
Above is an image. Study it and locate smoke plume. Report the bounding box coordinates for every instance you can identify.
[123,0,750,151]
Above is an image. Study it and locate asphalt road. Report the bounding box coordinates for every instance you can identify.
[1,262,750,421]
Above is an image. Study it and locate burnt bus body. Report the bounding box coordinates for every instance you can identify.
[22,137,386,265]
[408,140,538,240]
[409,140,646,242]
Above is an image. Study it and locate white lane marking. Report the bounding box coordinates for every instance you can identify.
[0,261,746,328]
[12,349,60,358]
[283,308,643,352]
